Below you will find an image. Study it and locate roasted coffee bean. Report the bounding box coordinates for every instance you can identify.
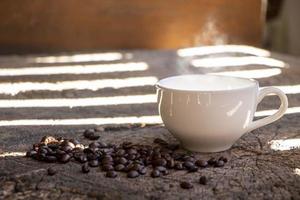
[84,129,100,140]
[127,154,136,160]
[195,160,208,168]
[138,167,147,175]
[62,141,75,149]
[183,156,195,162]
[84,129,95,138]
[88,132,101,140]
[155,166,167,172]
[117,157,127,165]
[153,138,168,146]
[172,152,184,160]
[69,139,80,145]
[47,167,57,176]
[89,142,100,149]
[151,170,160,178]
[180,182,193,189]
[102,156,113,163]
[87,153,98,161]
[89,160,99,167]
[152,159,167,167]
[214,160,224,167]
[131,164,142,171]
[127,148,137,155]
[59,154,71,163]
[188,166,198,172]
[26,150,37,157]
[61,145,73,153]
[208,158,217,166]
[46,156,57,163]
[48,143,59,150]
[55,149,66,155]
[82,164,90,173]
[219,156,228,163]
[98,141,108,148]
[78,154,88,163]
[116,149,126,156]
[106,171,118,178]
[166,159,175,169]
[115,164,125,171]
[127,170,139,178]
[174,163,184,170]
[199,176,207,185]
[102,164,114,171]
[41,136,58,145]
[38,148,48,155]
[183,161,194,169]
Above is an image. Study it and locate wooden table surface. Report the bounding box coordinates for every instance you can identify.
[0,47,299,199]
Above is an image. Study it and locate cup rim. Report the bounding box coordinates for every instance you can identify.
[156,74,258,93]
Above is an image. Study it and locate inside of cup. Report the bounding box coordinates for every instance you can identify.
[156,74,257,92]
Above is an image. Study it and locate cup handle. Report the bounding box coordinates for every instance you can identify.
[247,87,288,132]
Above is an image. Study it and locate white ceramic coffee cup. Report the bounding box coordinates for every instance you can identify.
[156,74,288,152]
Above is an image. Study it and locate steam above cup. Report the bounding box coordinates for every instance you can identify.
[156,75,288,152]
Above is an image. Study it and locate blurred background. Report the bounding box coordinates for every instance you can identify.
[0,0,298,56]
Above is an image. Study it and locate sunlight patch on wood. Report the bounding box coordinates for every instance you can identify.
[0,76,158,95]
[0,62,148,76]
[0,115,162,126]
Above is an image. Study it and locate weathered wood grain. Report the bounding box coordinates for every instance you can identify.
[0,50,299,199]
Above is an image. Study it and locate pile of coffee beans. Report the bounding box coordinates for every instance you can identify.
[26,133,228,190]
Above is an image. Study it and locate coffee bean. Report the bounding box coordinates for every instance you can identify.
[47,167,56,176]
[183,156,195,162]
[152,158,167,167]
[102,156,113,163]
[41,136,58,145]
[46,156,57,163]
[102,164,114,171]
[26,150,37,157]
[199,176,207,185]
[127,154,136,160]
[78,154,88,163]
[174,163,184,170]
[131,164,142,171]
[106,171,118,178]
[219,156,228,163]
[117,157,127,165]
[166,159,175,169]
[84,129,94,138]
[188,166,198,173]
[89,132,101,140]
[127,148,137,155]
[214,160,224,167]
[59,154,71,163]
[155,166,167,172]
[183,161,194,169]
[180,182,193,189]
[138,167,147,175]
[116,149,126,156]
[151,170,160,178]
[208,158,217,166]
[127,170,139,178]
[115,164,125,171]
[89,160,99,167]
[84,129,100,140]
[82,164,90,173]
[62,141,75,149]
[195,160,208,168]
